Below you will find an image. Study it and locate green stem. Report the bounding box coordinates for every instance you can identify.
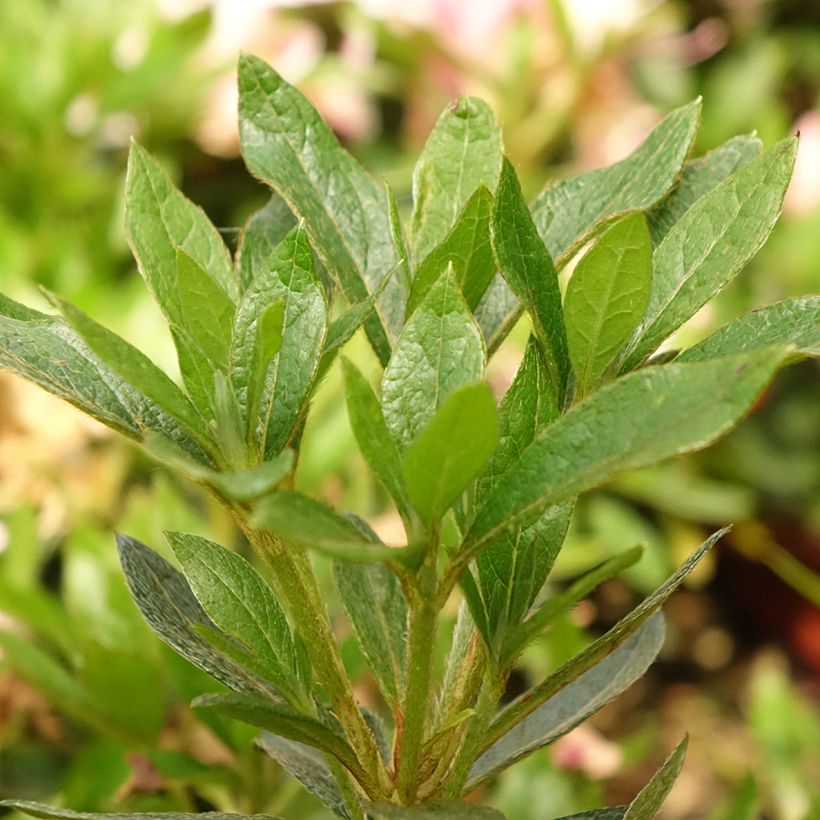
[396,556,439,802]
[244,524,392,799]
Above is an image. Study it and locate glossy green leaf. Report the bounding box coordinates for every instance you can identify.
[491,157,569,403]
[341,358,413,521]
[116,533,268,695]
[238,53,401,362]
[411,96,503,262]
[230,224,326,457]
[253,492,415,563]
[0,296,211,463]
[369,803,507,819]
[531,100,701,264]
[678,296,820,362]
[167,532,302,703]
[193,692,364,778]
[382,270,485,450]
[467,613,665,788]
[623,737,688,820]
[0,803,282,820]
[333,560,408,705]
[647,134,761,245]
[404,382,498,525]
[408,185,495,314]
[46,291,206,441]
[464,350,787,554]
[256,733,351,819]
[125,141,236,307]
[237,194,296,291]
[484,529,724,749]
[621,138,797,370]
[565,213,652,397]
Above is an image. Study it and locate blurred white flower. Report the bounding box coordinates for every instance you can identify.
[784,111,820,216]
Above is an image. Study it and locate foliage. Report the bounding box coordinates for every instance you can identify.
[1,52,817,819]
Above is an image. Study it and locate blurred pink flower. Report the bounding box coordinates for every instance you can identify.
[552,725,623,779]
[784,111,820,216]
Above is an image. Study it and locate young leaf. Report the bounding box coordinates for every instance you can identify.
[205,451,295,502]
[253,492,416,564]
[531,99,701,263]
[621,138,797,370]
[623,737,688,820]
[408,185,495,314]
[341,358,413,522]
[0,802,282,820]
[368,803,507,819]
[125,141,236,308]
[45,291,208,441]
[464,350,787,554]
[237,194,297,291]
[382,269,485,450]
[0,297,212,463]
[411,96,503,262]
[466,613,665,788]
[166,532,302,702]
[255,733,351,820]
[647,134,762,245]
[484,529,725,749]
[333,560,408,706]
[491,157,569,403]
[678,296,820,362]
[565,213,652,398]
[238,53,401,361]
[116,534,268,696]
[387,182,413,290]
[230,224,327,458]
[403,383,499,526]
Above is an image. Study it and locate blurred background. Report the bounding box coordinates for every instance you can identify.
[0,0,818,817]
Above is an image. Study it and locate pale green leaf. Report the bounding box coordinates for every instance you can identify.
[411,96,503,261]
[0,802,281,820]
[238,53,401,362]
[404,382,499,525]
[565,213,653,397]
[491,158,569,403]
[678,296,820,362]
[623,737,688,820]
[621,138,797,370]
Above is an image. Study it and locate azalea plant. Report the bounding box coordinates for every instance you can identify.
[1,53,818,819]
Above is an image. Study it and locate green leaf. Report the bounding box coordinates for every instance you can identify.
[116,533,268,695]
[166,532,303,703]
[175,248,235,371]
[237,194,297,291]
[621,138,797,370]
[45,291,207,442]
[466,614,665,788]
[205,451,295,502]
[238,53,401,362]
[531,99,701,264]
[253,492,417,564]
[647,134,761,246]
[484,529,725,753]
[369,803,507,819]
[404,383,498,526]
[491,158,569,403]
[0,297,211,463]
[333,560,408,706]
[408,185,495,314]
[411,96,503,262]
[382,270,485,450]
[565,214,653,398]
[474,275,522,355]
[230,224,327,458]
[678,296,820,362]
[125,141,236,308]
[387,182,413,291]
[193,692,364,779]
[255,733,351,819]
[623,737,688,820]
[341,358,413,522]
[554,810,626,819]
[464,350,788,554]
[0,803,282,820]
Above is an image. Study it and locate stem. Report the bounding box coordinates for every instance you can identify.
[243,523,392,798]
[395,554,439,802]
